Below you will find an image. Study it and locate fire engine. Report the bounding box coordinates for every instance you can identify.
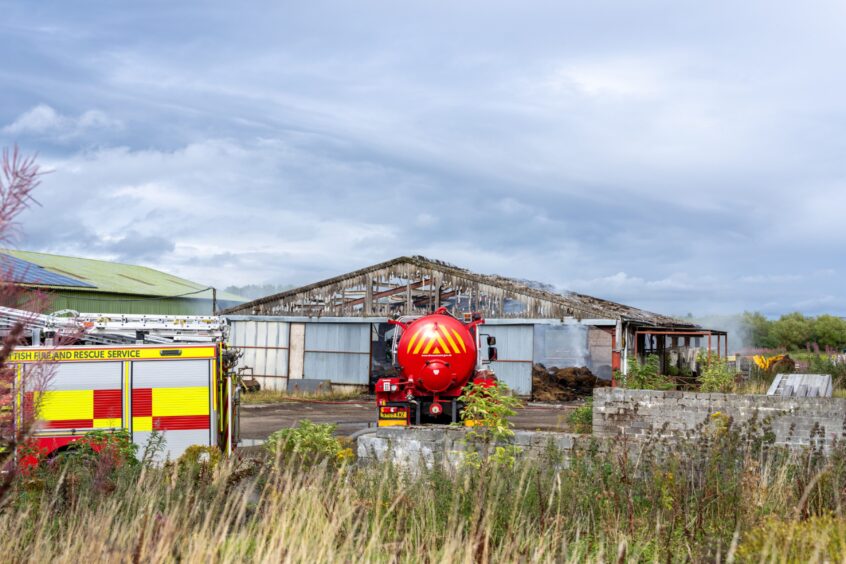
[375,307,498,426]
[4,309,239,461]
[13,344,238,462]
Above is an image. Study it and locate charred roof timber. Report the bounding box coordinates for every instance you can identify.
[221,256,697,328]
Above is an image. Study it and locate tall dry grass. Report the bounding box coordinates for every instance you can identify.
[5,415,846,562]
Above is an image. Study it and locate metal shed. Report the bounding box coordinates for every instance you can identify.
[1,249,245,315]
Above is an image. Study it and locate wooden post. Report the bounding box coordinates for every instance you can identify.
[364,276,373,315]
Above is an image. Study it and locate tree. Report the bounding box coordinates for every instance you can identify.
[812,315,846,350]
[741,311,775,349]
[770,312,813,350]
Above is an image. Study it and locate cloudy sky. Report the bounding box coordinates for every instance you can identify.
[1,1,844,317]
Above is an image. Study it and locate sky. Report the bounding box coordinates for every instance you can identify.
[1,1,844,317]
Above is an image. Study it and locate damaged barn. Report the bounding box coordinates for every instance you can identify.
[222,256,726,397]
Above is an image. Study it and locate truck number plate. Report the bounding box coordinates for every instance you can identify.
[378,406,409,426]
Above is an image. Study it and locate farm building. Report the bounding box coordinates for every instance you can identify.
[0,249,245,315]
[223,256,727,395]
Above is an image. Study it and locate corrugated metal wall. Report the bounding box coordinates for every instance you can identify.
[228,320,290,391]
[227,319,372,390]
[482,323,534,395]
[227,316,615,397]
[304,323,370,385]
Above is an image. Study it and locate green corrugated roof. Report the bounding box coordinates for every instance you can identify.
[3,249,245,303]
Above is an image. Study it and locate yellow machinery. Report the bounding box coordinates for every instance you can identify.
[752,354,794,374]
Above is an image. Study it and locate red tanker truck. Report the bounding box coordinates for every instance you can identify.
[375,307,498,426]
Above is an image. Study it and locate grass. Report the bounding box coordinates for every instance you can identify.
[7,416,846,562]
[736,379,770,395]
[240,387,366,405]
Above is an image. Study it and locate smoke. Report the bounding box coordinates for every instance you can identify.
[533,325,590,368]
[691,314,751,354]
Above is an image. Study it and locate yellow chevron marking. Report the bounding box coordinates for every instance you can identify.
[433,347,441,354]
[434,332,451,354]
[407,330,419,353]
[440,326,461,354]
[412,327,429,354]
[451,329,467,353]
[422,331,437,354]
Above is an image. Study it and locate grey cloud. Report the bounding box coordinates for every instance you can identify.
[3,105,122,142]
[102,231,175,262]
[0,1,844,317]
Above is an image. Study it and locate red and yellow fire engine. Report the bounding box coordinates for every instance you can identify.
[12,343,237,461]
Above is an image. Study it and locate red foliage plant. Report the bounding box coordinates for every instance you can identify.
[0,145,58,492]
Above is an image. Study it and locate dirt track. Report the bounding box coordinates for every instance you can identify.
[240,398,580,440]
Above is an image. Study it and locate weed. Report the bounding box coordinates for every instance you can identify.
[458,380,522,442]
[567,399,593,433]
[265,419,351,466]
[699,353,737,393]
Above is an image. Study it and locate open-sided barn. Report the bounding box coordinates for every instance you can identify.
[223,256,726,395]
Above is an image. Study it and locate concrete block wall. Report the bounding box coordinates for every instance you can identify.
[357,427,584,469]
[594,388,846,449]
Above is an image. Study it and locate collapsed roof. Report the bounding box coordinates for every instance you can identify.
[223,256,694,327]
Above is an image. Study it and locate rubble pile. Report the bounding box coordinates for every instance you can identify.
[532,363,610,402]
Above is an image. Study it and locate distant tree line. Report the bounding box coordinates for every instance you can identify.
[741,312,846,351]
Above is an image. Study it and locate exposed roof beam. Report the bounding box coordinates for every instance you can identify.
[344,279,427,307]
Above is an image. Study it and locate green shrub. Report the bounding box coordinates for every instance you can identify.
[623,355,674,390]
[173,445,224,485]
[458,380,522,442]
[265,420,353,465]
[808,353,846,386]
[567,399,593,433]
[698,354,737,393]
[59,429,139,467]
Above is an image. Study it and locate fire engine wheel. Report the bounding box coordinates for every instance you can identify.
[48,443,83,460]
